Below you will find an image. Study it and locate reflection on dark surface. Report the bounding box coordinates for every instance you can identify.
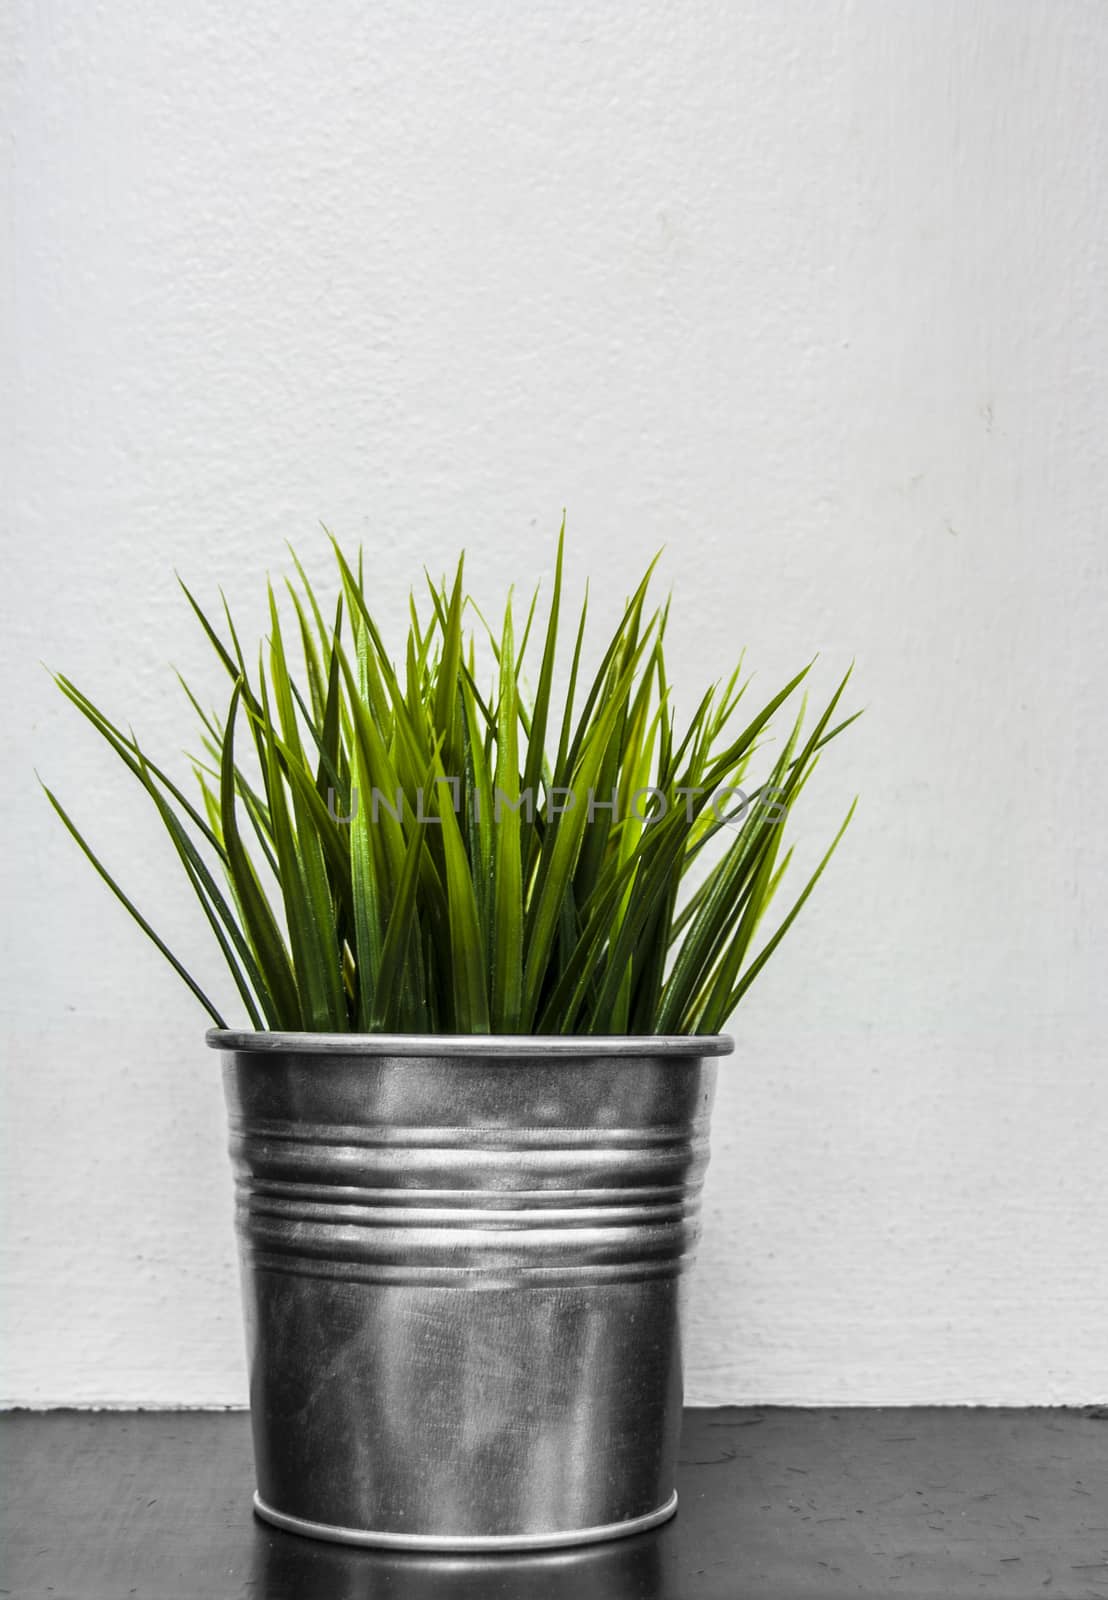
[252,1519,665,1599]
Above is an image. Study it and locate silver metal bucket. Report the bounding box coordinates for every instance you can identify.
[208,1030,731,1551]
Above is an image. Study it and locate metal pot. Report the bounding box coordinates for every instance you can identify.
[209,1030,731,1551]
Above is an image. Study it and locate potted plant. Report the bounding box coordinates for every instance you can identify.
[43,525,857,1551]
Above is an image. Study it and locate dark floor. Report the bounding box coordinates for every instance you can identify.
[3,1408,1107,1599]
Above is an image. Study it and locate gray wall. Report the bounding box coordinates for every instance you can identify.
[3,0,1106,1405]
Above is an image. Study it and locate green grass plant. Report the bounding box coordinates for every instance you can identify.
[42,527,858,1035]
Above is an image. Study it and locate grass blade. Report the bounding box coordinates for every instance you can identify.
[491,597,523,1031]
[40,777,228,1028]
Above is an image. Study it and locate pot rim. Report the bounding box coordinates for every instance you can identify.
[206,1028,733,1059]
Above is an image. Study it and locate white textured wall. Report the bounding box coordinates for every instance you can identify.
[4,1,1106,1408]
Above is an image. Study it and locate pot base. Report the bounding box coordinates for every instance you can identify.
[252,1489,679,1551]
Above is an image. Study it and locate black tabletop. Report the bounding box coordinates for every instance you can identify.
[4,1407,1106,1598]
